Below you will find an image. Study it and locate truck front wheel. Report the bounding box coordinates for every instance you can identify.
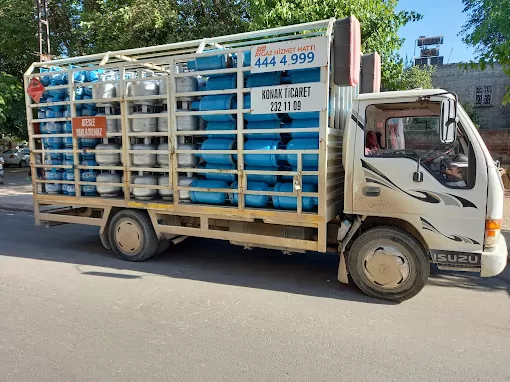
[108,209,160,262]
[348,226,429,302]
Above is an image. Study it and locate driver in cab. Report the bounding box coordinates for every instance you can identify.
[443,161,466,188]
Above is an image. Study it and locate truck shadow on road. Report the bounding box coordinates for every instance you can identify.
[0,212,393,305]
[2,211,509,303]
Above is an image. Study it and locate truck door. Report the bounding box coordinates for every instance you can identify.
[351,99,487,262]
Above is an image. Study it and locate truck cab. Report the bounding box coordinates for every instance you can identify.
[339,89,507,300]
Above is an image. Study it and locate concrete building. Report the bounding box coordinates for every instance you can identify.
[432,63,510,129]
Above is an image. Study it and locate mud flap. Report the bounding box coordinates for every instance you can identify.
[337,251,349,284]
[99,230,111,250]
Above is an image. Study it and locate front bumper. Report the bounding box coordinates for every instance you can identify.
[481,235,508,277]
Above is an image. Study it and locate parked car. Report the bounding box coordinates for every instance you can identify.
[2,148,30,167]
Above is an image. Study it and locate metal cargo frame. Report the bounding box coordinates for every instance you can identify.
[25,18,352,253]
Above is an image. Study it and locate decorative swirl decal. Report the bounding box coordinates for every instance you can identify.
[420,217,480,245]
[361,159,477,209]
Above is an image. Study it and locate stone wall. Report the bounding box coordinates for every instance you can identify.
[432,63,510,129]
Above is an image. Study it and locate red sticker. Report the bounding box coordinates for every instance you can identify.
[27,78,45,103]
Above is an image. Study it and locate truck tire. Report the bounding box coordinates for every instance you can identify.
[347,226,429,302]
[108,209,160,262]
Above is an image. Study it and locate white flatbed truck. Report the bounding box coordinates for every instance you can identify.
[24,17,507,301]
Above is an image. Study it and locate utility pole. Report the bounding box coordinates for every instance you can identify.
[35,0,51,62]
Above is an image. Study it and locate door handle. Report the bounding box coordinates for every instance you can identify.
[362,186,380,197]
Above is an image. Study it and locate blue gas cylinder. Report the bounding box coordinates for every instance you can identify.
[242,140,286,167]
[199,163,237,183]
[190,53,227,71]
[273,182,318,211]
[231,51,251,67]
[46,88,65,101]
[81,185,97,196]
[85,68,103,82]
[63,153,74,165]
[246,72,281,88]
[46,183,63,194]
[282,166,318,185]
[189,180,229,205]
[229,181,272,208]
[66,184,76,196]
[45,158,63,166]
[79,138,100,149]
[245,120,281,140]
[63,170,75,181]
[283,118,319,139]
[45,169,63,181]
[46,153,63,161]
[286,138,319,167]
[198,139,236,165]
[245,165,279,186]
[206,121,236,139]
[80,169,98,196]
[243,94,281,122]
[80,170,97,182]
[286,68,321,84]
[81,158,97,167]
[206,74,237,90]
[45,109,63,119]
[42,136,64,149]
[199,95,236,122]
[45,122,63,134]
[63,121,72,133]
[288,111,321,120]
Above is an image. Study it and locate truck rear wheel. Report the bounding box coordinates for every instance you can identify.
[108,209,159,262]
[347,226,429,302]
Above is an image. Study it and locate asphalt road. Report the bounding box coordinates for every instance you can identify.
[0,211,509,381]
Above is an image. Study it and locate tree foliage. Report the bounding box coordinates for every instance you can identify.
[0,72,26,139]
[461,0,510,104]
[392,65,436,91]
[248,0,422,90]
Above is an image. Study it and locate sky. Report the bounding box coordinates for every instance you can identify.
[396,0,477,64]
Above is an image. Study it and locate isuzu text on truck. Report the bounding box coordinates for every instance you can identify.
[24,17,507,301]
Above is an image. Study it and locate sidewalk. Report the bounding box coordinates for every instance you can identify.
[0,168,35,212]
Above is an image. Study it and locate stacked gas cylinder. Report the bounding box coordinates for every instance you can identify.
[156,65,200,202]
[127,68,200,201]
[93,71,123,198]
[38,66,101,196]
[36,50,321,211]
[38,66,126,197]
[185,51,320,211]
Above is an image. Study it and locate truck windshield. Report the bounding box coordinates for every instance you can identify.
[364,102,475,189]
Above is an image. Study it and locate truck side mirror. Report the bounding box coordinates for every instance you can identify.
[440,98,457,144]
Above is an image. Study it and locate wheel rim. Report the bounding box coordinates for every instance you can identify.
[361,245,411,289]
[114,218,143,255]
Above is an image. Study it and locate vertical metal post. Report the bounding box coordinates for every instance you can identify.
[35,0,51,61]
[169,59,179,205]
[119,66,131,201]
[236,49,245,210]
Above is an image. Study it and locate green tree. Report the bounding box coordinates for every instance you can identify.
[0,72,26,139]
[392,65,436,91]
[247,0,422,90]
[461,0,510,104]
[77,0,249,54]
